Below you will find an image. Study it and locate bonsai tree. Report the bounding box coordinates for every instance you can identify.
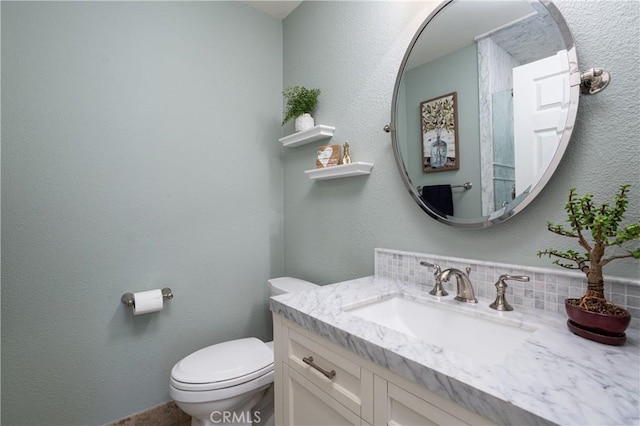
[282,86,320,125]
[537,185,640,314]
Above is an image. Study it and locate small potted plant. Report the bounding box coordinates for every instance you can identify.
[282,86,321,132]
[537,184,640,345]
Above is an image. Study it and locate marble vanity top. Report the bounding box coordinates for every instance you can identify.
[270,276,640,426]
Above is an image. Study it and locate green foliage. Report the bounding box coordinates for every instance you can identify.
[537,185,640,279]
[282,86,321,125]
[421,96,455,137]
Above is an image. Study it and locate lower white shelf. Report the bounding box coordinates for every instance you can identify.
[305,162,374,180]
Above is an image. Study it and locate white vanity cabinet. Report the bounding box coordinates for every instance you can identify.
[273,315,495,426]
[373,375,494,426]
[282,365,368,426]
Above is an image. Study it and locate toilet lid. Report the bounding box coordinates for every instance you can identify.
[171,338,273,389]
[269,277,318,294]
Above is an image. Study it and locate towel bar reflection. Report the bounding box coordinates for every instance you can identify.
[417,182,472,192]
[121,287,173,308]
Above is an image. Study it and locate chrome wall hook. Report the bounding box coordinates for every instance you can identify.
[580,68,610,95]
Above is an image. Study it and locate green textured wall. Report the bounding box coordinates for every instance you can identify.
[1,2,282,424]
[2,1,639,424]
[282,1,639,285]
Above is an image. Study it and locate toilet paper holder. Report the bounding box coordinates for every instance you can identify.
[121,287,173,308]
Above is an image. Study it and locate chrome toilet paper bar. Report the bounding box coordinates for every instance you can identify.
[121,287,173,308]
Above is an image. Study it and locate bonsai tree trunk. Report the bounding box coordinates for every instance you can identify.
[583,242,605,301]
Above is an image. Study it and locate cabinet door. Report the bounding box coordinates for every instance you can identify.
[283,364,363,426]
[375,376,483,426]
[386,383,468,426]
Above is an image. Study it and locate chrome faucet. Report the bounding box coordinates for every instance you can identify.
[440,267,477,303]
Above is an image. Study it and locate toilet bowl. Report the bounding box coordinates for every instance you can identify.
[170,277,318,426]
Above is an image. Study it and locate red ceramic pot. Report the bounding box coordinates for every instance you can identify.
[565,298,631,335]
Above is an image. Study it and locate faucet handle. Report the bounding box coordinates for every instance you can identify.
[420,261,448,296]
[419,261,439,273]
[489,274,530,311]
[499,274,530,283]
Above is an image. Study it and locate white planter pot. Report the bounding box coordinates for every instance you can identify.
[294,113,315,132]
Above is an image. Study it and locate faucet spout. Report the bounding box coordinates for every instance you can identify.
[440,267,477,303]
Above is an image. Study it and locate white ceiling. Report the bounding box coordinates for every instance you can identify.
[241,1,303,20]
[406,0,535,70]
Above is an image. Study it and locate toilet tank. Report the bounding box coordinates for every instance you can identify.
[268,277,318,296]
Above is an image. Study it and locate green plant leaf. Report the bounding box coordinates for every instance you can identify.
[282,86,321,125]
[538,185,640,291]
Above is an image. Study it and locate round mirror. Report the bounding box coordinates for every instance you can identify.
[390,0,580,228]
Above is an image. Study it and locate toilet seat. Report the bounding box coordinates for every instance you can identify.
[170,363,274,392]
[170,369,274,404]
[170,337,274,393]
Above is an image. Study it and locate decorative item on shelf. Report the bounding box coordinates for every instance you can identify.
[537,185,640,345]
[341,141,352,165]
[295,114,314,132]
[282,86,321,132]
[316,144,340,169]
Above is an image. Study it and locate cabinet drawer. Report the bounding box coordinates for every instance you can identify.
[283,364,363,426]
[286,328,369,416]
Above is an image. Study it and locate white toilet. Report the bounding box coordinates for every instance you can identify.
[170,277,318,426]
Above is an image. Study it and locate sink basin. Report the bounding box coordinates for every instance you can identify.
[343,295,536,364]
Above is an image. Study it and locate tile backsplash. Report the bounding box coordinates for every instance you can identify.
[374,248,640,329]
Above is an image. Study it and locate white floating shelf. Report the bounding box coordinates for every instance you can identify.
[305,162,374,180]
[279,125,335,148]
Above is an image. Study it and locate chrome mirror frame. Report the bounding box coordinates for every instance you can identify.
[387,0,586,228]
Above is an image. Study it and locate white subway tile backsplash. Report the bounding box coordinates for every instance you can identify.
[374,248,640,329]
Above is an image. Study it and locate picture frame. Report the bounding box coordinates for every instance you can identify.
[316,144,340,168]
[420,92,459,173]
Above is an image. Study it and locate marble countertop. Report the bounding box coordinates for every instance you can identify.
[270,276,640,426]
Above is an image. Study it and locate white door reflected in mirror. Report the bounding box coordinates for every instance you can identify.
[513,50,572,197]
